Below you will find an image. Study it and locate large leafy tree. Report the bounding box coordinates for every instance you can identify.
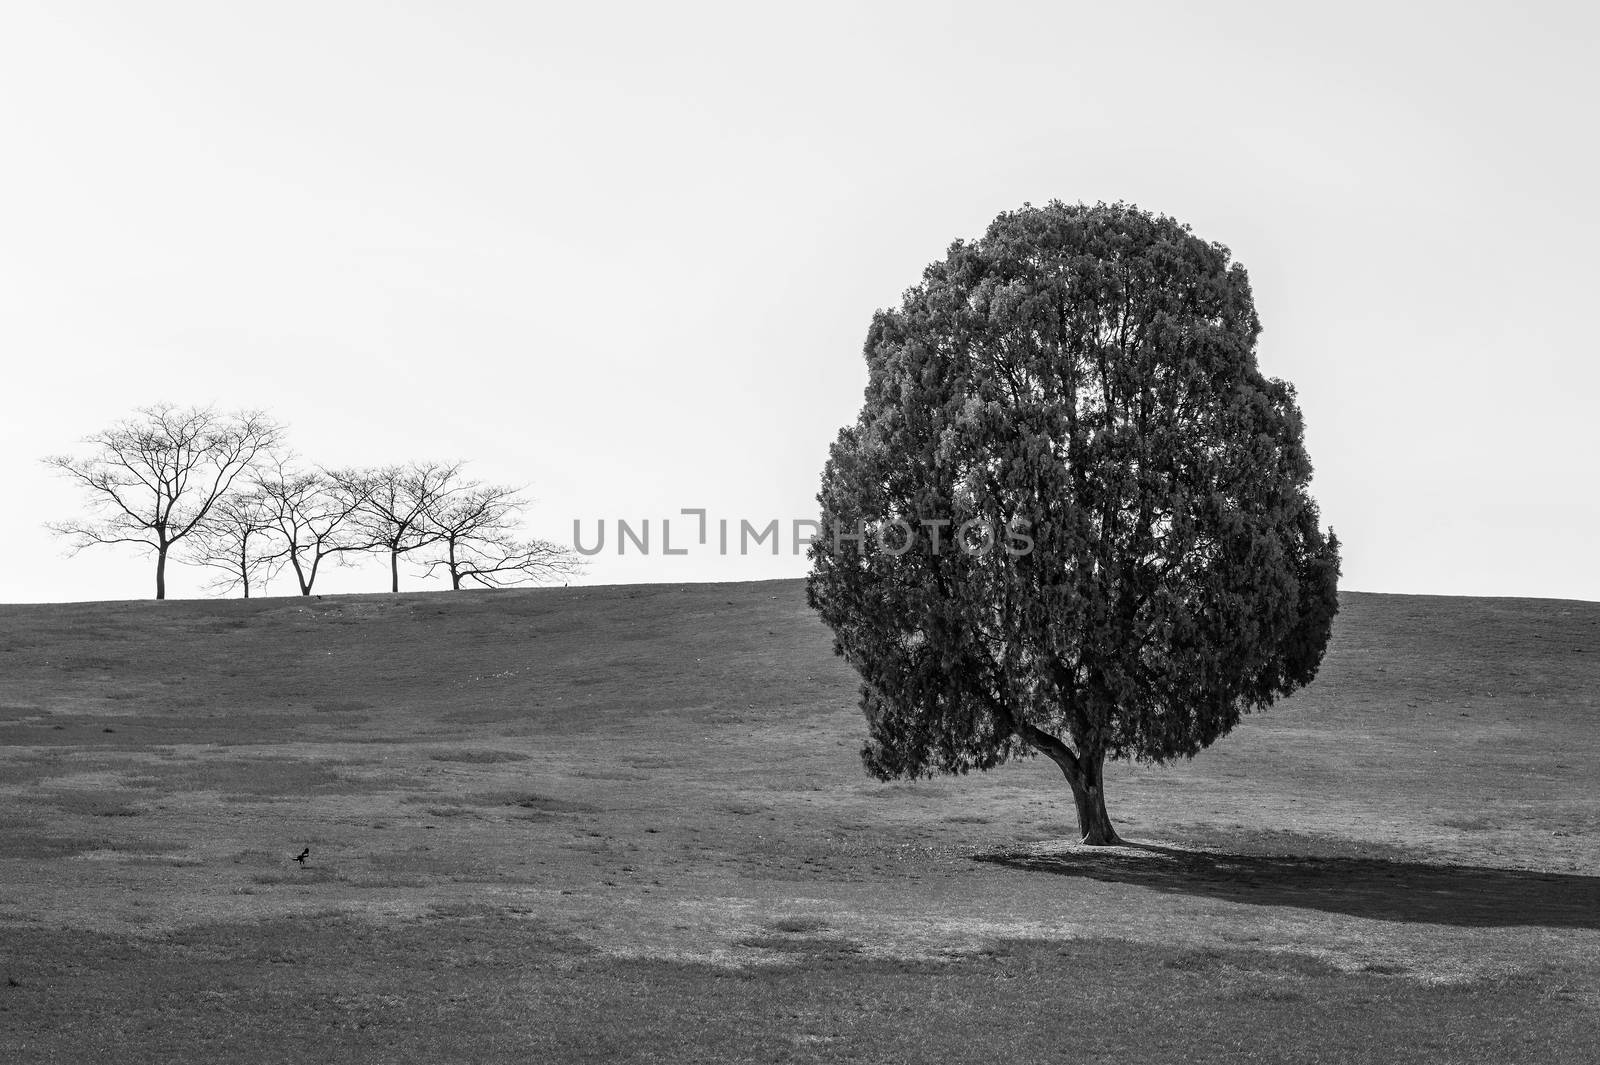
[808,202,1341,845]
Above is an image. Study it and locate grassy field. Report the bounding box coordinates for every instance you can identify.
[1,580,1597,1062]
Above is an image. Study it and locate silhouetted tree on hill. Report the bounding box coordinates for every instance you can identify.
[184,490,284,598]
[341,462,460,593]
[421,482,580,589]
[44,404,282,599]
[256,457,373,595]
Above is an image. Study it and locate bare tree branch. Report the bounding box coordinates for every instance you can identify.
[255,455,374,595]
[420,482,582,589]
[341,461,462,593]
[43,404,284,599]
[183,491,285,598]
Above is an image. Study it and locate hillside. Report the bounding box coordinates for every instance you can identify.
[1,581,1597,1062]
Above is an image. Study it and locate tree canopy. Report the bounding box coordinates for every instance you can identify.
[807,201,1341,844]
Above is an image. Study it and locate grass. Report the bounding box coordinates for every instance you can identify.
[0,580,1597,1062]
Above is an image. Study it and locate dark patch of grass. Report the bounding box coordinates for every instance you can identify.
[425,900,511,919]
[468,791,597,814]
[250,868,343,886]
[0,827,169,859]
[736,933,863,955]
[765,916,831,934]
[19,790,145,818]
[1437,813,1509,832]
[146,756,380,795]
[1164,947,1228,970]
[427,750,531,764]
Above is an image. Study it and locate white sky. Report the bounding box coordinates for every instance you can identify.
[2,1,1596,603]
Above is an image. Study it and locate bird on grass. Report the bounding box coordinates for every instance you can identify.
[292,848,310,866]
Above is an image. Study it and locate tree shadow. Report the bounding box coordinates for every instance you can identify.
[975,842,1600,928]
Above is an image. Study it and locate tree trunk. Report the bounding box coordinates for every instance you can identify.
[1062,747,1121,846]
[389,548,400,593]
[291,551,310,595]
[1010,717,1123,846]
[155,547,167,600]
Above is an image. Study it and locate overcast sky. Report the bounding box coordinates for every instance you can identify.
[2,1,1595,603]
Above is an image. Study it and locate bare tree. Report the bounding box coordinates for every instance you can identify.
[44,404,283,599]
[183,491,284,598]
[421,484,581,589]
[256,456,372,595]
[341,462,460,593]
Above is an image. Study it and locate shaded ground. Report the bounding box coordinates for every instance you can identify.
[1,582,1597,1062]
[978,842,1600,928]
